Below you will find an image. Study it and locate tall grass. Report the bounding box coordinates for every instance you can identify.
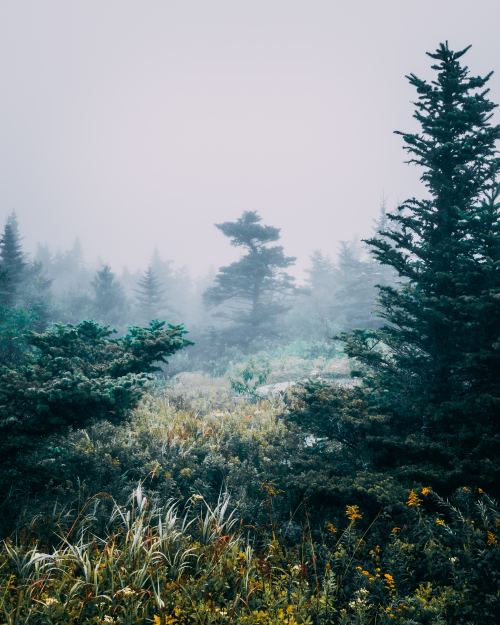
[1,482,497,624]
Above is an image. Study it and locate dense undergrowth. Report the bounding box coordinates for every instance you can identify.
[1,384,498,624]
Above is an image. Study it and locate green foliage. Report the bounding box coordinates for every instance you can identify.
[229,358,270,401]
[0,378,497,623]
[0,305,36,366]
[0,41,498,621]
[0,320,191,494]
[299,43,500,493]
[1,475,497,624]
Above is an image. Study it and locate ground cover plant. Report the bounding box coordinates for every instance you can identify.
[1,387,498,624]
[1,449,498,624]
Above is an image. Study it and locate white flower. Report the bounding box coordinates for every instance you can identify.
[116,586,136,597]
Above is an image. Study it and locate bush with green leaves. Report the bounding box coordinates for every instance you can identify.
[0,319,191,529]
[229,358,270,401]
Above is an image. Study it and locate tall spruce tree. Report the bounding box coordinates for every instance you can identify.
[135,266,165,322]
[204,211,296,344]
[331,241,382,331]
[92,264,127,327]
[302,251,337,338]
[344,43,500,491]
[0,213,25,306]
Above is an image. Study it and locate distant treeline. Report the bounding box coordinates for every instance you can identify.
[0,205,396,369]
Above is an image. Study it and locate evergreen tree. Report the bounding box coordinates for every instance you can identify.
[204,211,296,344]
[0,319,191,500]
[0,214,52,326]
[331,240,381,331]
[149,249,185,321]
[92,264,127,327]
[0,213,25,306]
[19,261,53,329]
[135,266,166,322]
[296,251,337,339]
[343,43,500,491]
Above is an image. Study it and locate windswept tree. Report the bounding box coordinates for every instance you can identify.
[92,264,128,327]
[204,211,296,344]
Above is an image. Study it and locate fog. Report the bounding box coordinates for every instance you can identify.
[1,0,499,277]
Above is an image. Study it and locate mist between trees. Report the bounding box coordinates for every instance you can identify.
[0,203,395,373]
[0,41,499,625]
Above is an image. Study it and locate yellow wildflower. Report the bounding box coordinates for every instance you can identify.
[421,486,431,496]
[345,504,363,522]
[391,527,401,534]
[478,487,485,494]
[435,518,446,526]
[487,531,497,545]
[384,573,396,591]
[406,489,422,507]
[262,482,283,498]
[326,521,337,534]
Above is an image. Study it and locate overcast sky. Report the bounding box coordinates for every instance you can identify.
[1,0,499,278]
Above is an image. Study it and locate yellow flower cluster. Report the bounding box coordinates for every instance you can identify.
[406,490,422,507]
[487,531,497,545]
[384,573,396,591]
[345,505,363,522]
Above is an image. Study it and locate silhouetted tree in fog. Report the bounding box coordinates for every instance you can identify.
[0,213,25,306]
[330,240,381,331]
[92,264,128,327]
[135,266,166,322]
[204,211,296,344]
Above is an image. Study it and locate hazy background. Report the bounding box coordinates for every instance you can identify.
[1,0,499,278]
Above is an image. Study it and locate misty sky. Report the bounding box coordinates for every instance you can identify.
[1,1,499,278]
